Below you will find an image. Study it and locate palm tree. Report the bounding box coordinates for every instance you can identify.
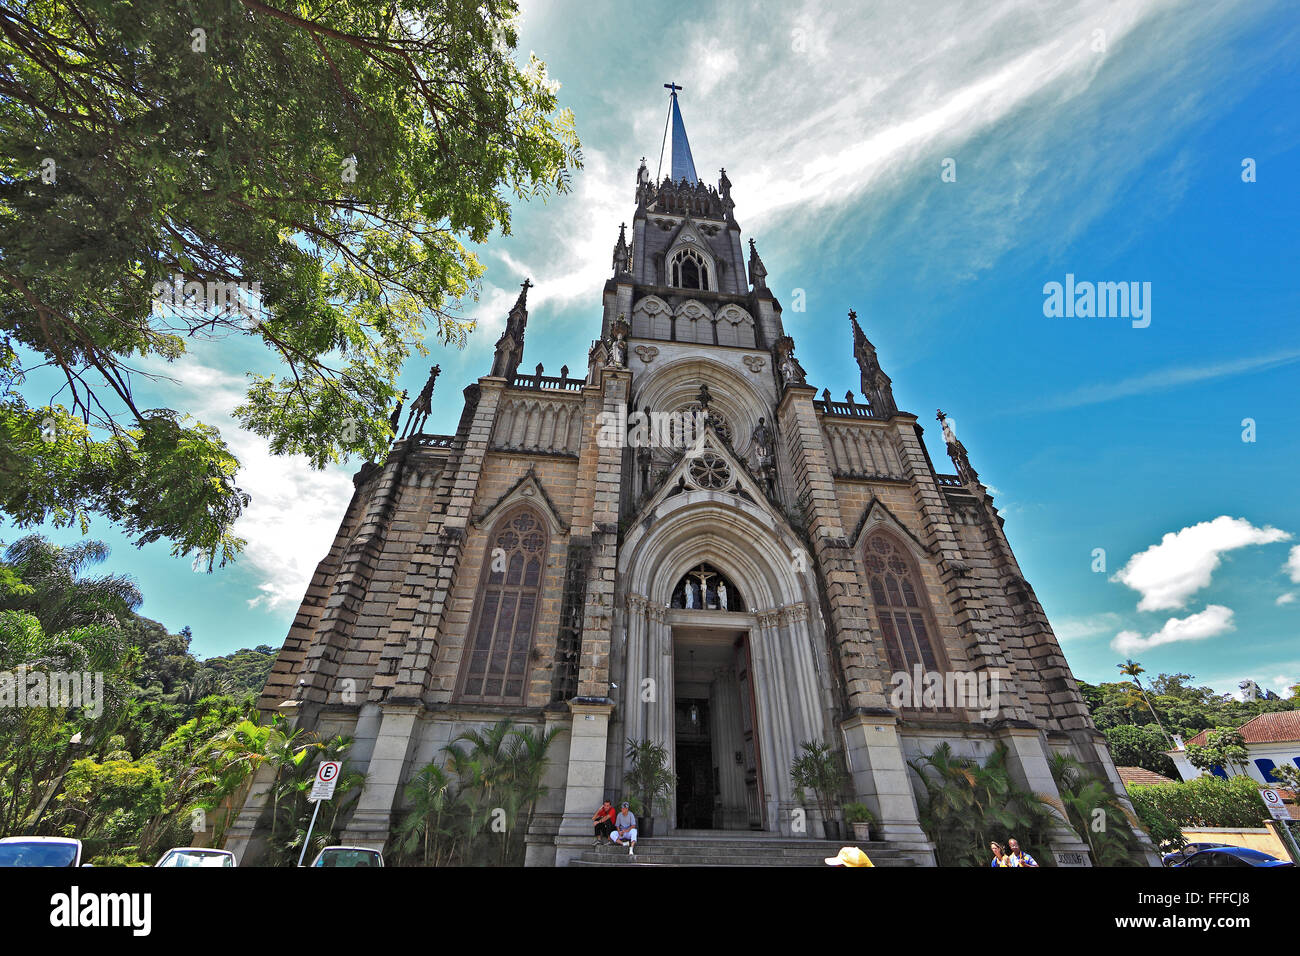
[396,763,457,866]
[1117,660,1172,746]
[1048,752,1143,865]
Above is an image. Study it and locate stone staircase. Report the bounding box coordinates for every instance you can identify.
[567,830,923,867]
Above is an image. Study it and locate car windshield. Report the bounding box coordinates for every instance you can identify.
[159,850,232,867]
[0,842,78,867]
[314,849,379,867]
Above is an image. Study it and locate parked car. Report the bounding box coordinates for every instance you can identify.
[1161,842,1229,866]
[308,846,384,867]
[0,836,84,867]
[155,848,237,867]
[1172,846,1293,868]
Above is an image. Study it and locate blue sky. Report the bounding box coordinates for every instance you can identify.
[6,0,1299,696]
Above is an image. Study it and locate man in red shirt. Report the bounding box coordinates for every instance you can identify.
[592,799,616,845]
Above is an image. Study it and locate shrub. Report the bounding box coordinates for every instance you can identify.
[1128,774,1270,829]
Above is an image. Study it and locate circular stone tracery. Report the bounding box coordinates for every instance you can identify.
[688,452,732,490]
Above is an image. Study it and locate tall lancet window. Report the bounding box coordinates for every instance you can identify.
[864,532,945,683]
[458,508,548,703]
[670,248,709,290]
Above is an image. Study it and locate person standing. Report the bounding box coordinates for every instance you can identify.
[1007,838,1038,867]
[990,842,1011,868]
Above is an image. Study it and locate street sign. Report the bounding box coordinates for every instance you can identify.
[1260,787,1289,821]
[309,760,341,803]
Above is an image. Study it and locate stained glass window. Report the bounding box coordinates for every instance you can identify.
[458,509,547,703]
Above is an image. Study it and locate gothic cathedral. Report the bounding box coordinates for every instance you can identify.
[228,89,1155,867]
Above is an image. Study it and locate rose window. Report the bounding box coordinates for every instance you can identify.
[688,452,732,490]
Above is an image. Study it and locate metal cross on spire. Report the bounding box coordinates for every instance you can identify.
[656,82,699,186]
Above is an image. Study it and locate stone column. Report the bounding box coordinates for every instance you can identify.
[840,711,935,864]
[624,594,649,745]
[996,724,1093,866]
[342,702,421,851]
[554,699,615,867]
[751,609,790,833]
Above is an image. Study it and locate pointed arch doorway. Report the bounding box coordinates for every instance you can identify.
[671,621,764,831]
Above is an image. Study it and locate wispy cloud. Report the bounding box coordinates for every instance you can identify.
[1033,348,1300,411]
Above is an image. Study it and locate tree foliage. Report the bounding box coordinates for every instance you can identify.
[0,0,581,567]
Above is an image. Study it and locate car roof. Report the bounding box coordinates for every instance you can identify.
[318,846,379,852]
[163,847,232,855]
[0,836,80,845]
[1189,847,1279,860]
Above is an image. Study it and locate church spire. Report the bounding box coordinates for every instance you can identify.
[491,278,532,379]
[850,309,897,417]
[663,82,699,185]
[936,408,979,486]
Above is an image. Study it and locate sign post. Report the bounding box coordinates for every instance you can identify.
[1260,788,1300,863]
[297,761,342,867]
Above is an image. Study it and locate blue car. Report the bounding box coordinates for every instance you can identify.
[1172,847,1293,868]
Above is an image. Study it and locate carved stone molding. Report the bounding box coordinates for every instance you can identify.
[648,604,669,624]
[742,355,766,373]
[627,593,649,614]
[779,602,809,625]
[634,345,660,364]
[756,610,781,629]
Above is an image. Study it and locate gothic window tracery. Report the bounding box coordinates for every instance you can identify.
[670,562,745,611]
[864,532,946,692]
[673,402,731,445]
[457,508,547,703]
[670,248,710,291]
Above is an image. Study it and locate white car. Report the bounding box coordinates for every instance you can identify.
[308,846,384,867]
[155,847,237,867]
[0,836,84,867]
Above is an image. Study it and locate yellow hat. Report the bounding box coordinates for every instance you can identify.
[824,846,874,867]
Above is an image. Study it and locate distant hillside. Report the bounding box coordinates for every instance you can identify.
[196,644,279,699]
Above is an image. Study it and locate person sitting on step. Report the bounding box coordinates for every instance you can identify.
[610,802,638,856]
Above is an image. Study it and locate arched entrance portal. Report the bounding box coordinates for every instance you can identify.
[617,491,833,835]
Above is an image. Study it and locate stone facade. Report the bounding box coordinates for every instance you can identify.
[225,106,1158,868]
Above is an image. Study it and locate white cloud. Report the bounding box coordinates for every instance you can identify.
[1112,516,1291,611]
[1279,592,1297,606]
[1054,612,1123,642]
[1111,604,1235,655]
[140,350,355,612]
[1286,545,1300,583]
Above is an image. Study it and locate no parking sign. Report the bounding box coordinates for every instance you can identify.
[310,761,341,803]
[1260,788,1288,821]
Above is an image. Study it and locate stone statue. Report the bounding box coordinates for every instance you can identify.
[685,580,696,609]
[718,581,728,611]
[751,417,772,457]
[780,353,803,386]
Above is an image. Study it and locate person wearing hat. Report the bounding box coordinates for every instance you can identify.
[824,846,873,867]
[611,801,638,855]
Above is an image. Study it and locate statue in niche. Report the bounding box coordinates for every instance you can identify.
[685,579,696,609]
[718,581,728,611]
